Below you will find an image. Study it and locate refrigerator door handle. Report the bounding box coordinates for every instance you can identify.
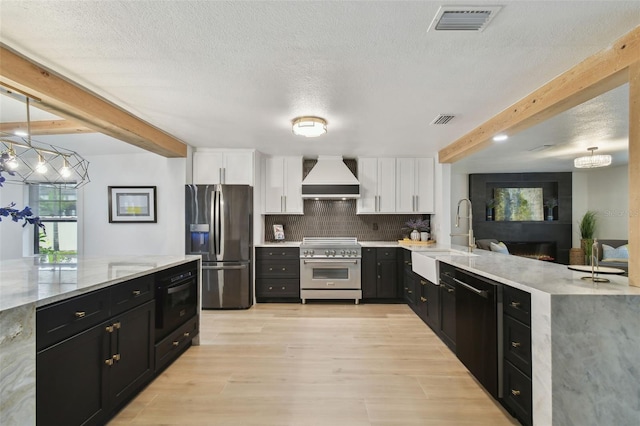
[211,189,218,255]
[217,186,225,257]
[203,264,248,270]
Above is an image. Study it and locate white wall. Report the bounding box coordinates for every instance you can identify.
[80,153,187,256]
[584,165,628,240]
[0,182,30,260]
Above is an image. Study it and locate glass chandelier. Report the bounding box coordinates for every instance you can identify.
[573,147,612,169]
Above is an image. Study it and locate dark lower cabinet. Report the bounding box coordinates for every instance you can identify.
[502,286,533,426]
[37,299,154,426]
[439,279,456,351]
[255,247,300,300]
[362,248,399,300]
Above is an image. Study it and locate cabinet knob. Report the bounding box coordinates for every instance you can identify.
[408,290,413,294]
[268,286,273,290]
[132,290,141,296]
[447,288,454,293]
[105,325,114,333]
[173,341,180,347]
[184,332,190,337]
[377,275,381,279]
[113,322,121,329]
[420,280,427,286]
[282,286,286,290]
[420,297,427,302]
[269,252,274,256]
[105,358,114,366]
[74,311,86,318]
[282,252,286,255]
[510,301,522,308]
[269,267,273,271]
[511,389,521,396]
[282,267,286,271]
[511,341,522,348]
[112,353,121,362]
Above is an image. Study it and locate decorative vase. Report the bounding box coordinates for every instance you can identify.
[410,230,420,241]
[420,232,430,242]
[546,207,554,221]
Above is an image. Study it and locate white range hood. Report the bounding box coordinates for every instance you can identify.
[301,156,360,199]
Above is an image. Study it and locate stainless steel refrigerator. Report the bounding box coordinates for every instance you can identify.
[185,184,253,309]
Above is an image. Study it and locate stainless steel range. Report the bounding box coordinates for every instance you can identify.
[300,237,362,304]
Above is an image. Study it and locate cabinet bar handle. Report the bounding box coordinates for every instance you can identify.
[510,301,522,308]
[511,389,521,396]
[74,311,86,318]
[132,290,141,296]
[511,341,522,348]
[105,358,114,366]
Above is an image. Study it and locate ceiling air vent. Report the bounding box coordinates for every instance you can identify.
[428,6,502,32]
[431,114,456,125]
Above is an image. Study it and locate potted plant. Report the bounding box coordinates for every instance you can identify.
[486,199,495,221]
[579,210,597,263]
[404,219,429,241]
[544,198,558,221]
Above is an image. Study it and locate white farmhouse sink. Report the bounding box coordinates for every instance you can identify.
[411,250,477,283]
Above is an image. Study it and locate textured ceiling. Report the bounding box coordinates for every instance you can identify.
[0,1,638,170]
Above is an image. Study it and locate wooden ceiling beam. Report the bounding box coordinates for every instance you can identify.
[438,25,640,164]
[0,44,187,158]
[0,119,94,136]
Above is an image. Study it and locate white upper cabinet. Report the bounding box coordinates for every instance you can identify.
[193,150,254,185]
[263,156,303,214]
[357,157,396,214]
[396,157,435,213]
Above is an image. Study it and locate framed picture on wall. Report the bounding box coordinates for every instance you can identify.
[108,186,157,223]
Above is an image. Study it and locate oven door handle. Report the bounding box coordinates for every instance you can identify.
[203,264,248,270]
[302,259,359,264]
[167,281,195,295]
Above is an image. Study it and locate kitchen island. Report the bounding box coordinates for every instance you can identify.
[410,245,640,426]
[0,255,200,426]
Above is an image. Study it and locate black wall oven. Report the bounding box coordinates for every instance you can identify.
[155,261,198,342]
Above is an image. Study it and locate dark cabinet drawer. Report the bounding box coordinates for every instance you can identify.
[504,315,532,376]
[155,315,198,373]
[377,247,397,260]
[256,247,299,259]
[503,360,533,426]
[37,288,111,351]
[504,285,531,325]
[256,260,299,278]
[110,275,154,316]
[256,279,300,298]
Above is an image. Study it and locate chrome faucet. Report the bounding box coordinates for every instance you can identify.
[450,198,475,252]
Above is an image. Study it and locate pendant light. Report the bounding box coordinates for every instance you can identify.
[573,147,612,169]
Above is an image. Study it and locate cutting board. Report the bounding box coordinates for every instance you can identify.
[398,239,437,245]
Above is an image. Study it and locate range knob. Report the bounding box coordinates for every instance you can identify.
[340,250,346,256]
[309,249,314,255]
[331,250,337,256]
[325,250,330,256]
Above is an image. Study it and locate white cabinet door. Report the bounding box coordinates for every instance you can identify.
[357,157,396,213]
[396,158,416,213]
[282,157,303,214]
[222,151,254,185]
[264,157,285,213]
[415,157,435,213]
[193,152,224,184]
[263,156,303,214]
[357,158,378,213]
[394,157,435,213]
[193,151,254,185]
[377,158,396,213]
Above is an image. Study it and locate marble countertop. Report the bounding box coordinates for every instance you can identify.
[257,240,432,248]
[412,246,638,296]
[0,255,200,313]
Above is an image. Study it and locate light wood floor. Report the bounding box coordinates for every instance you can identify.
[109,303,519,425]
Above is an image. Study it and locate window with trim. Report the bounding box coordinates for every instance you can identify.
[29,184,77,263]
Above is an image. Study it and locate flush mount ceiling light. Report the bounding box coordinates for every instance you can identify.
[292,116,327,137]
[574,147,612,169]
[493,134,508,142]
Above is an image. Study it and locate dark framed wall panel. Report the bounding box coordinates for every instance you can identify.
[469,173,573,264]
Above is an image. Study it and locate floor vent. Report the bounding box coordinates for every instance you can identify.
[431,114,456,125]
[429,6,501,32]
